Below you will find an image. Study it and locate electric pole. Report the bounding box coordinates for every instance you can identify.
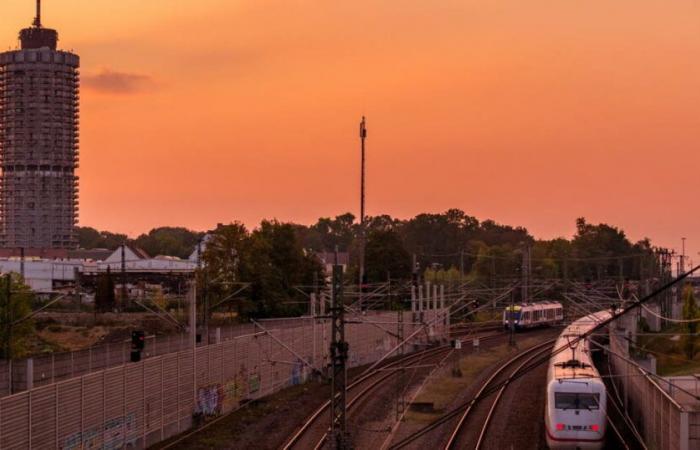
[508,289,515,347]
[521,243,531,303]
[681,237,686,274]
[121,243,127,310]
[330,258,349,448]
[358,117,367,312]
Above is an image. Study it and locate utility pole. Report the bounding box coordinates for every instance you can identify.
[681,237,686,274]
[121,243,127,310]
[508,289,515,347]
[521,243,531,303]
[358,116,367,312]
[395,305,405,421]
[19,247,24,280]
[330,258,349,448]
[74,267,81,312]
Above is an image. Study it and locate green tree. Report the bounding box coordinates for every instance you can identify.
[76,226,128,250]
[365,229,411,283]
[243,220,323,318]
[134,227,203,259]
[0,274,35,359]
[198,223,251,320]
[95,267,116,313]
[682,284,698,360]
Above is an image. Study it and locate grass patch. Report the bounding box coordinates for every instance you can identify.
[636,326,700,376]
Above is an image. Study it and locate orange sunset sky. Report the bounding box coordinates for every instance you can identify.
[1,1,699,261]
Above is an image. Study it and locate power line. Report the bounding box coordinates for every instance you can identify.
[387,264,700,449]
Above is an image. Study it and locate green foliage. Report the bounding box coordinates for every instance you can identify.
[424,266,462,285]
[134,227,203,259]
[0,274,35,359]
[200,221,323,320]
[682,284,698,360]
[76,226,127,250]
[365,229,411,282]
[95,267,116,313]
[83,210,661,319]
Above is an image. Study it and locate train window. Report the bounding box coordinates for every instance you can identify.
[555,392,600,410]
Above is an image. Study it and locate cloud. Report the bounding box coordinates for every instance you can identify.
[82,69,155,94]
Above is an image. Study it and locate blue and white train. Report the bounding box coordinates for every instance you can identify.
[502,301,564,330]
[544,310,611,449]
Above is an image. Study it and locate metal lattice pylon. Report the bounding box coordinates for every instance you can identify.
[330,264,350,449]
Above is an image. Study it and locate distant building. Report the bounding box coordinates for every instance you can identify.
[0,3,80,249]
[95,244,196,273]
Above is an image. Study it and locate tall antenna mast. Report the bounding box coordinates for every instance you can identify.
[358,116,367,311]
[33,0,42,27]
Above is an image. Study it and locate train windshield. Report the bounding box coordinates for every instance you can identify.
[555,392,600,410]
[504,311,521,320]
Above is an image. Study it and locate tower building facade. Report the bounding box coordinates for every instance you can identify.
[0,1,79,249]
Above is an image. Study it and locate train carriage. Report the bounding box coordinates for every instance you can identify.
[545,310,611,449]
[503,301,563,330]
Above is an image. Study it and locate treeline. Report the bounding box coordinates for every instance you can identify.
[77,226,203,259]
[79,210,661,318]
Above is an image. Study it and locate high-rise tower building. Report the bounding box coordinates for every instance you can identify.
[0,1,79,249]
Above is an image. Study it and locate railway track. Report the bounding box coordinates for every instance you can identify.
[443,338,556,450]
[282,332,507,450]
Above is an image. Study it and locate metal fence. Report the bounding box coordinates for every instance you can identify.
[608,323,700,450]
[0,322,258,397]
[0,308,449,449]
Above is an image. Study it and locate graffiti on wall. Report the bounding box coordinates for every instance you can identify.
[62,412,137,450]
[196,384,223,416]
[291,358,303,385]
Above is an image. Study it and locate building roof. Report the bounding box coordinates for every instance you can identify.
[67,248,113,261]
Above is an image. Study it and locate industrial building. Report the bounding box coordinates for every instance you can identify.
[0,1,80,249]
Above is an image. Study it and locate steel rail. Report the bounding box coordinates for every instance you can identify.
[474,341,555,449]
[283,332,507,450]
[311,348,455,450]
[282,346,449,450]
[444,339,555,450]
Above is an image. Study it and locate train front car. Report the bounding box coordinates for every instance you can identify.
[545,311,611,449]
[503,305,521,330]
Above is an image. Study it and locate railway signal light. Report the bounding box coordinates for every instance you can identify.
[131,330,145,351]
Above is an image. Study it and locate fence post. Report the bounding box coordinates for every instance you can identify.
[27,390,32,448]
[680,410,689,450]
[54,384,59,448]
[26,358,33,391]
[102,370,106,446]
[161,358,165,441]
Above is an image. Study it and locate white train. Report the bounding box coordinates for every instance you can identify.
[545,310,611,449]
[502,301,564,330]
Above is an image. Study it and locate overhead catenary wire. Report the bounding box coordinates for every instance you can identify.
[387,265,700,449]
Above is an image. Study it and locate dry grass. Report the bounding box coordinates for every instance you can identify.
[37,325,110,351]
